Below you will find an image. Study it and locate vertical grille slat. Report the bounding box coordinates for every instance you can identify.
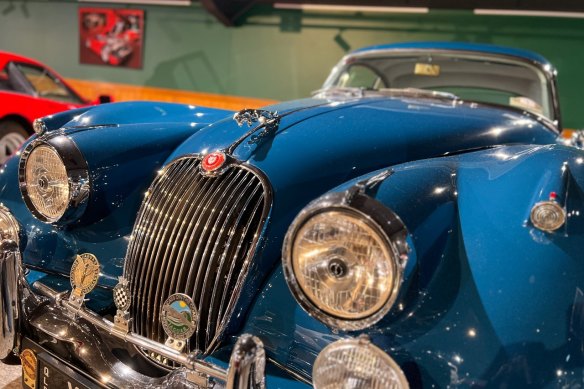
[124,157,270,364]
[141,160,199,338]
[207,184,263,340]
[216,191,265,328]
[183,168,243,296]
[130,161,192,336]
[190,171,253,350]
[149,170,209,341]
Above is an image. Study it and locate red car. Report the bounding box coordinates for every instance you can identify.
[0,51,109,162]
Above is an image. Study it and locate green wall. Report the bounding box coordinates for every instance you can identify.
[1,2,584,127]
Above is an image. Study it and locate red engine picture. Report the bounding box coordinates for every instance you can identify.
[79,8,144,69]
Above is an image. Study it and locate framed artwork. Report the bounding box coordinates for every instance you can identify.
[79,8,145,69]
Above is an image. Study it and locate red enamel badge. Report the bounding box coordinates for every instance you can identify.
[201,151,226,172]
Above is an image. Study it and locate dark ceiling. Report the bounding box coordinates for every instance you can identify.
[200,0,584,26]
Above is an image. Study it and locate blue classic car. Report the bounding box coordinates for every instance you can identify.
[1,42,583,388]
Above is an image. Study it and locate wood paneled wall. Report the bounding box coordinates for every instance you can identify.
[67,78,278,111]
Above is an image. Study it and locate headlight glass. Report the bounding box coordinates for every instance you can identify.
[24,144,69,222]
[313,337,409,389]
[293,211,395,319]
[19,135,90,225]
[285,202,406,330]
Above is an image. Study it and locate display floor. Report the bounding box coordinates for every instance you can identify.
[0,362,20,388]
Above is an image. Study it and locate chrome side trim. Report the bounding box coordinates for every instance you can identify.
[0,240,20,359]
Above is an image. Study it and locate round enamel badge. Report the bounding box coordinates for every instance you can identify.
[201,151,226,173]
[70,253,101,296]
[161,293,198,341]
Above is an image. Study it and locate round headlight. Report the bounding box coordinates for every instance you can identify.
[19,136,89,224]
[313,337,409,389]
[24,145,69,221]
[283,194,408,331]
[0,204,20,244]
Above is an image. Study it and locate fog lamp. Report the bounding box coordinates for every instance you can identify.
[313,337,409,389]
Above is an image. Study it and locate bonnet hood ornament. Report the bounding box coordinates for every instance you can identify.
[229,109,281,151]
[233,109,279,128]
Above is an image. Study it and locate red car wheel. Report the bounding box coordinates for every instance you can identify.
[0,120,28,163]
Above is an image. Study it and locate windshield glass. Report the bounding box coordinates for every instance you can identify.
[12,62,84,104]
[323,52,555,121]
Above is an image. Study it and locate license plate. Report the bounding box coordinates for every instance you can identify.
[36,352,95,389]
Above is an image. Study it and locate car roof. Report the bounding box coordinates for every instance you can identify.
[0,51,44,68]
[352,42,553,68]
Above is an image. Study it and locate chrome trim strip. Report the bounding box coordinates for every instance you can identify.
[267,358,312,386]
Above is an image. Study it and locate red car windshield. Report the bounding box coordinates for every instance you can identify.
[0,62,84,104]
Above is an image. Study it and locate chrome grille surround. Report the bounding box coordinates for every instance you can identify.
[124,155,272,365]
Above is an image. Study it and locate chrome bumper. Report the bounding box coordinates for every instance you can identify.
[0,240,268,389]
[0,240,20,359]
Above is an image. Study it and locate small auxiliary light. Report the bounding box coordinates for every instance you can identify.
[530,192,566,232]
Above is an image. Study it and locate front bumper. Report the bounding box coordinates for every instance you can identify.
[0,240,309,388]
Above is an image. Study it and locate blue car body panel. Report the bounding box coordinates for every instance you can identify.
[243,144,584,386]
[2,44,582,388]
[5,96,557,307]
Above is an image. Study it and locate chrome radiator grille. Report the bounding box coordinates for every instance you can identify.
[124,156,270,356]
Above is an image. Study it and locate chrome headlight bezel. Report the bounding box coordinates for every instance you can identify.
[283,192,409,331]
[18,135,90,225]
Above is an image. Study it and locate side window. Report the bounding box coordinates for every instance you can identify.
[15,64,67,97]
[13,63,82,103]
[0,67,13,91]
[336,64,385,89]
